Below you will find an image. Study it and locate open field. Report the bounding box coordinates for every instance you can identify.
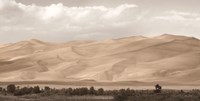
[0,95,113,101]
[1,93,199,101]
[1,87,200,101]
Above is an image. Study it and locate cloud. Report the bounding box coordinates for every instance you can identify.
[145,10,200,36]
[0,0,140,42]
[0,0,200,42]
[154,10,200,21]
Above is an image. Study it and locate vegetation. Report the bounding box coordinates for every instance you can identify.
[1,84,200,101]
[154,84,162,93]
[7,84,16,94]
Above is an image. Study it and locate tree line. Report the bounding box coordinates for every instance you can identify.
[0,84,164,101]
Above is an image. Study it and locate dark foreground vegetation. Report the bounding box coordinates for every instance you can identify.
[1,84,200,101]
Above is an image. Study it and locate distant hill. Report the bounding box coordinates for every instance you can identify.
[0,34,200,85]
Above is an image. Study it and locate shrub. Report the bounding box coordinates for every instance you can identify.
[97,88,104,95]
[0,87,3,92]
[89,86,95,95]
[7,84,16,93]
[33,86,41,94]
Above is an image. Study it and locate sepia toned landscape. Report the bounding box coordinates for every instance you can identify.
[1,34,200,101]
[1,0,200,100]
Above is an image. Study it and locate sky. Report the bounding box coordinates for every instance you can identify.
[0,0,200,42]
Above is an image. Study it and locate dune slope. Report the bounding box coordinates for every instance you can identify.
[0,34,200,85]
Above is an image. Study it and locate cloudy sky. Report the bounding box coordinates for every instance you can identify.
[0,0,200,42]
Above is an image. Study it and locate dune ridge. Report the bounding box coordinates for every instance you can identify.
[0,34,200,85]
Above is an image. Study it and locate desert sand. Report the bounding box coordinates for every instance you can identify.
[0,34,200,85]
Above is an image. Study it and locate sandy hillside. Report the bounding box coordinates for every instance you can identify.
[0,34,200,85]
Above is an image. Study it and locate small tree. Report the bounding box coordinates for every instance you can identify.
[33,86,40,94]
[154,84,162,93]
[0,87,3,92]
[44,86,50,91]
[20,87,32,95]
[66,88,73,95]
[7,84,16,93]
[97,88,104,95]
[3,88,7,96]
[89,86,95,95]
[14,89,22,96]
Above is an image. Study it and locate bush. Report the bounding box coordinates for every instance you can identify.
[0,87,3,92]
[97,88,104,95]
[7,84,16,93]
[89,86,95,95]
[33,86,41,94]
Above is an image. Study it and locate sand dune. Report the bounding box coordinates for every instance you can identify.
[0,34,200,85]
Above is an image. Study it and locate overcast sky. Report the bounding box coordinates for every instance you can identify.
[0,0,200,42]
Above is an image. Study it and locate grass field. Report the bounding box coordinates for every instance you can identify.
[1,89,200,101]
[0,95,113,101]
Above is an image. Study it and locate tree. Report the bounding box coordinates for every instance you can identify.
[126,88,132,96]
[7,84,16,93]
[89,86,95,95]
[45,86,50,91]
[44,86,50,93]
[2,88,7,95]
[33,86,41,94]
[97,88,104,95]
[66,88,73,95]
[14,89,22,96]
[20,87,32,95]
[80,87,89,95]
[0,87,2,92]
[154,84,162,93]
[114,89,129,101]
